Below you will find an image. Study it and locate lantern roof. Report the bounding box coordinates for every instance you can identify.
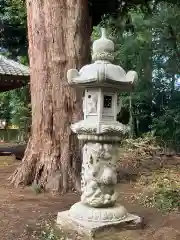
[67,28,137,91]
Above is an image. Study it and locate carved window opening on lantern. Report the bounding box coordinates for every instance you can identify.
[103,95,112,108]
[102,93,116,121]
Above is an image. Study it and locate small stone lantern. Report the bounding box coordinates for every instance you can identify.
[57,28,141,238]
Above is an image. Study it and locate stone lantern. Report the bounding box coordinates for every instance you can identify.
[57,28,141,239]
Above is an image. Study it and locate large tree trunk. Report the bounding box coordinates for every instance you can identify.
[10,0,91,193]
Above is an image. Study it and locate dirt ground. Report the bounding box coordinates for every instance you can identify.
[0,160,79,240]
[0,157,180,239]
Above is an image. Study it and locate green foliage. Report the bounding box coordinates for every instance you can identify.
[152,98,180,142]
[0,92,12,124]
[9,86,31,129]
[89,0,180,26]
[0,0,27,58]
[0,86,31,131]
[0,0,30,139]
[39,223,62,240]
[31,182,43,194]
[92,2,180,144]
[152,188,180,212]
[40,229,58,240]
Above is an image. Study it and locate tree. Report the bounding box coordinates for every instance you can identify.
[151,2,180,143]
[0,0,27,58]
[0,86,30,130]
[0,92,12,127]
[10,0,91,193]
[9,86,31,140]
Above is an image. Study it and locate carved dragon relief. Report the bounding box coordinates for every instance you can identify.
[81,143,119,207]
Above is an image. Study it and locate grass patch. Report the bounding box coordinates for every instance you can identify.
[38,222,74,240]
[27,221,66,240]
[135,169,180,212]
[31,183,44,194]
[39,225,59,240]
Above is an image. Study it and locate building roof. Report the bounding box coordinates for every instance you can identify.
[0,55,29,92]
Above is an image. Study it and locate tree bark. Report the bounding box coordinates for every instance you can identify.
[10,0,91,193]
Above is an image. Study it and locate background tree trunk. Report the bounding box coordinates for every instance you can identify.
[10,0,91,193]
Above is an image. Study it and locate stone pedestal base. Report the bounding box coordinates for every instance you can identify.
[69,202,129,222]
[56,203,142,239]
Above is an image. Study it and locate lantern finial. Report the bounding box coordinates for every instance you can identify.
[101,28,107,39]
[92,28,114,62]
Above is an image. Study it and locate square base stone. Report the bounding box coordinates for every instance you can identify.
[56,210,142,240]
